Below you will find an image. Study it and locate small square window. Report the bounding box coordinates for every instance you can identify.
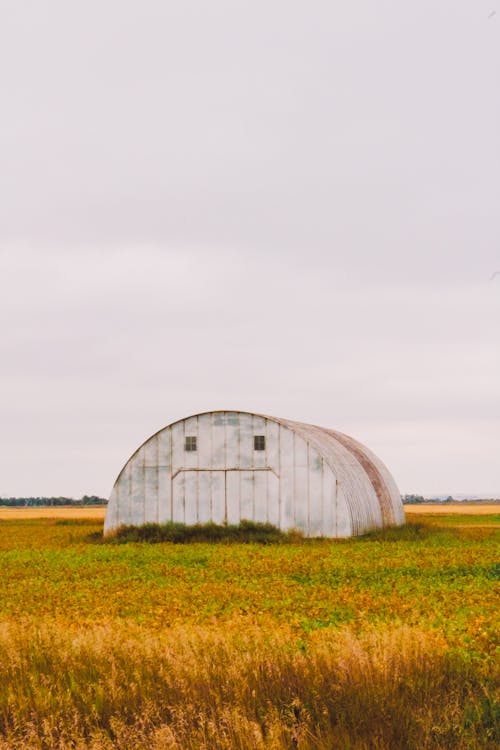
[254,435,265,451]
[185,436,197,451]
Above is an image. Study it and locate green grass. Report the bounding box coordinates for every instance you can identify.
[105,519,303,544]
[0,518,498,644]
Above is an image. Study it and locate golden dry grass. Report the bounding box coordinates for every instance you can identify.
[405,503,500,516]
[0,506,106,520]
[0,620,497,750]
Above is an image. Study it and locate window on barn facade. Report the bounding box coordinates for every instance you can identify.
[185,436,197,451]
[254,435,265,451]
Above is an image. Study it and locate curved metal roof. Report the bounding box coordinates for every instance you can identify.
[268,415,403,529]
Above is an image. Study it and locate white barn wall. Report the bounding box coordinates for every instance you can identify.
[104,411,404,537]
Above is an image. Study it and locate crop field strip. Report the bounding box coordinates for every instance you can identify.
[0,505,107,520]
[0,515,498,634]
[0,514,498,748]
[404,503,500,516]
[1,501,499,522]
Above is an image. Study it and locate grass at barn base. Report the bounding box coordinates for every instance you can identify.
[105,519,303,544]
[0,515,498,748]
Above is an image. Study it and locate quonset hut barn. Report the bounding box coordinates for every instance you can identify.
[104,411,404,537]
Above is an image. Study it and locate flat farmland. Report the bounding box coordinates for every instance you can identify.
[404,504,500,529]
[2,501,498,522]
[0,505,106,520]
[405,503,500,515]
[0,513,498,749]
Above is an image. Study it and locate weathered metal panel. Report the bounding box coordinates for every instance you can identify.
[280,419,383,534]
[266,420,281,526]
[252,414,267,470]
[196,413,212,519]
[144,435,158,522]
[266,420,280,470]
[253,469,268,522]
[335,486,352,537]
[240,469,254,521]
[144,435,158,467]
[225,413,240,516]
[293,434,309,532]
[184,470,198,524]
[210,471,225,524]
[157,429,172,522]
[172,472,185,523]
[265,470,280,525]
[211,412,226,469]
[183,415,199,470]
[144,468,158,523]
[197,413,212,466]
[278,425,295,530]
[117,462,132,526]
[308,448,323,536]
[171,421,185,474]
[321,465,337,536]
[238,413,254,469]
[197,471,212,523]
[226,470,241,524]
[322,428,391,527]
[128,451,145,526]
[225,411,240,467]
[348,436,405,526]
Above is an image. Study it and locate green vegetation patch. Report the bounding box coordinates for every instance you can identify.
[106,520,303,544]
[0,518,497,648]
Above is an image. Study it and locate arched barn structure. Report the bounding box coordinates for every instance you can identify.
[104,411,404,537]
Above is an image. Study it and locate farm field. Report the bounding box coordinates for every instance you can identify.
[0,505,107,520]
[405,503,500,516]
[1,501,498,522]
[0,515,498,749]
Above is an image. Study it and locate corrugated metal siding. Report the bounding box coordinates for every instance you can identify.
[104,411,403,537]
[320,428,398,526]
[277,419,382,535]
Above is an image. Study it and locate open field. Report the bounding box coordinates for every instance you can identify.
[0,516,498,748]
[0,505,107,520]
[405,503,500,515]
[1,501,498,523]
[404,505,500,530]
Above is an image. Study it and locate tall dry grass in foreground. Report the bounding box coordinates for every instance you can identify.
[0,621,497,750]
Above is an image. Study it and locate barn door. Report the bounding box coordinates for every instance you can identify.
[226,469,280,526]
[172,470,226,525]
[172,469,279,526]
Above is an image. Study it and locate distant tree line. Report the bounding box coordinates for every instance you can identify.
[0,495,107,507]
[402,495,426,504]
[402,494,454,504]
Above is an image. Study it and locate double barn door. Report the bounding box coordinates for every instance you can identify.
[171,468,279,526]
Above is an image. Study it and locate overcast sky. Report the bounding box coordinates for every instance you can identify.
[1,1,499,498]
